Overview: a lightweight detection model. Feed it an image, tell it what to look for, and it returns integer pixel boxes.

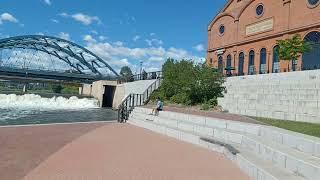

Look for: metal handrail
[117,74,162,123]
[119,71,162,83]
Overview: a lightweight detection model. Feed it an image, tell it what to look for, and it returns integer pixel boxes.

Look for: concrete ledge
[129,117,305,180]
[131,108,320,180]
[134,107,320,157]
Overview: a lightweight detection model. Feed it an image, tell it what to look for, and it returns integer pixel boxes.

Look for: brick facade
[207,0,320,75]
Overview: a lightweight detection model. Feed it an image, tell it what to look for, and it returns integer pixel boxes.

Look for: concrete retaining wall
[80,80,157,108]
[218,70,320,123]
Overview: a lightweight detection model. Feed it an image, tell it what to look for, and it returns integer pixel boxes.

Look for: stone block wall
[218,70,320,123]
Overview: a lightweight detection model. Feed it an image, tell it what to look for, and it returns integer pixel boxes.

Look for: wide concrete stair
[129,107,320,180]
[218,70,320,123]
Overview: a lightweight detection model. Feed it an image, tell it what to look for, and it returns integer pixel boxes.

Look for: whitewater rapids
[0,94,99,110]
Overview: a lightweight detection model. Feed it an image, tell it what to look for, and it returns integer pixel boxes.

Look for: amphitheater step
[129,117,307,180]
[132,108,320,158]
[131,110,320,180]
[130,107,320,180]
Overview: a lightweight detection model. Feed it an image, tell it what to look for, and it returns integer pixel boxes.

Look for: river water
[0,94,117,126]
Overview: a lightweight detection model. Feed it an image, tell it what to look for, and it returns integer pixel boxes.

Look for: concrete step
[241,132,320,180]
[133,107,262,135]
[129,117,307,180]
[131,109,320,180]
[235,148,306,180]
[132,108,320,158]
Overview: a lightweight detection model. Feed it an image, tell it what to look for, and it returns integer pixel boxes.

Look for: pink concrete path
[24,124,249,180]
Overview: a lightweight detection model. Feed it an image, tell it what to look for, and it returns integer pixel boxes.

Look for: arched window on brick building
[248,50,255,75]
[226,54,232,76]
[260,48,267,74]
[209,58,213,65]
[218,56,224,73]
[272,45,280,73]
[238,52,244,76]
[302,31,320,70]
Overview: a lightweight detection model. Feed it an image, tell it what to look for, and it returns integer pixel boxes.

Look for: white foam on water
[0,94,99,110]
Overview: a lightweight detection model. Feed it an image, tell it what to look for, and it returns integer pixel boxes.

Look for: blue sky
[0,0,226,73]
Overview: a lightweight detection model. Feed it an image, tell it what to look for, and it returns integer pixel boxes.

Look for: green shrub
[201,103,210,111]
[51,85,63,93]
[150,89,165,102]
[152,58,225,107]
[170,92,191,105]
[208,98,218,108]
[62,85,79,94]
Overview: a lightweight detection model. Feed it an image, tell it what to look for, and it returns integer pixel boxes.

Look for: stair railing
[117,73,163,123]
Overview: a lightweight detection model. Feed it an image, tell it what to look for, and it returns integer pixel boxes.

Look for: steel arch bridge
[0,35,119,82]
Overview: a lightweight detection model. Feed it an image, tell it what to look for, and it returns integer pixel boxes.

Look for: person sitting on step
[151,97,163,116]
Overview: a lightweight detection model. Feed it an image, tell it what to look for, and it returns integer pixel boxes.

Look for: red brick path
[23,124,249,180]
[0,122,105,180]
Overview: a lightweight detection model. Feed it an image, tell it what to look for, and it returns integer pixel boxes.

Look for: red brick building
[207,0,320,75]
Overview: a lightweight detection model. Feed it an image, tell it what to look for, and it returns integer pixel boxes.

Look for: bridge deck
[0,67,115,83]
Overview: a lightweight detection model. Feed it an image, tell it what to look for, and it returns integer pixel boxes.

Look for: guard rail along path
[118,71,163,123]
[128,107,320,180]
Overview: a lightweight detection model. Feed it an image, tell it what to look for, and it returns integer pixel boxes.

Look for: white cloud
[98,36,107,41]
[73,13,100,25]
[59,12,68,17]
[58,32,70,41]
[83,34,96,42]
[0,13,19,25]
[91,30,98,35]
[44,0,51,5]
[51,19,59,23]
[193,44,205,52]
[84,37,203,72]
[148,56,164,62]
[150,33,156,36]
[59,12,101,25]
[133,35,140,42]
[113,41,124,46]
[110,58,130,67]
[145,38,163,46]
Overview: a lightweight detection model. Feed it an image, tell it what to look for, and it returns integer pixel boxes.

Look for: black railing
[119,71,162,83]
[117,75,162,123]
[132,71,162,81]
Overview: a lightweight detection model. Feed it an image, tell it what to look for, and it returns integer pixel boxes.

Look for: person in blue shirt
[151,97,163,116]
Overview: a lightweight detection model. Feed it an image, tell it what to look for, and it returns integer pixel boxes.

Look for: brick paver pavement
[0,122,106,180]
[24,124,249,180]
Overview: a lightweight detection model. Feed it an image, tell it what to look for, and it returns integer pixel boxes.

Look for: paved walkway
[0,122,105,180]
[145,105,264,124]
[23,124,249,180]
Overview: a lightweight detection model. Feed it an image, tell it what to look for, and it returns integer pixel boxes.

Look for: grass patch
[253,117,320,138]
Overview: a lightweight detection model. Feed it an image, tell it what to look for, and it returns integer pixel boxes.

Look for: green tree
[120,66,133,82]
[153,58,225,106]
[277,34,312,70]
[51,84,64,93]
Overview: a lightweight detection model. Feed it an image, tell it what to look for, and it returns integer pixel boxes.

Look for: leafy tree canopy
[277,34,312,61]
[152,58,225,106]
[120,66,133,81]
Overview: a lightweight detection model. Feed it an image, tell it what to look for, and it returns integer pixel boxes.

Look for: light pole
[139,60,143,80]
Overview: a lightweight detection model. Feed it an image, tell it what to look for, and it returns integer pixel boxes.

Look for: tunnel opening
[102,85,116,108]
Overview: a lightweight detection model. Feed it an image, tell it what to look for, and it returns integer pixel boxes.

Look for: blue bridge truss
[0,35,119,82]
